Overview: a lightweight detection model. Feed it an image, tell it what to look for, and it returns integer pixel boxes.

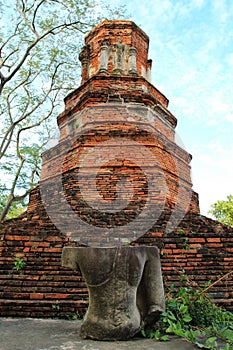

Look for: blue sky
[107,0,233,216]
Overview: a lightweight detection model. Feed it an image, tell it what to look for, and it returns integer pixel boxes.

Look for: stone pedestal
[62,246,165,340]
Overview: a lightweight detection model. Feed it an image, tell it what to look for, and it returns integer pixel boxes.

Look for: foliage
[0,183,26,219]
[0,0,126,221]
[142,274,233,350]
[13,257,26,271]
[208,195,233,227]
[52,304,60,310]
[1,198,26,220]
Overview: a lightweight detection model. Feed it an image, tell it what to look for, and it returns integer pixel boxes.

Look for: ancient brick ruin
[0,20,232,317]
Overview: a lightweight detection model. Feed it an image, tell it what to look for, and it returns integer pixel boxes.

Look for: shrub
[142,273,233,350]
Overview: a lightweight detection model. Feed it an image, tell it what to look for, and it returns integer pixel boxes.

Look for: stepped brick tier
[0,20,232,317]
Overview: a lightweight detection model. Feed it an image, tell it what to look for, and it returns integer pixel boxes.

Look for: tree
[0,0,126,221]
[208,195,233,227]
[0,184,26,219]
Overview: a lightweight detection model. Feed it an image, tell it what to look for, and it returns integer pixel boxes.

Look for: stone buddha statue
[62,246,165,340]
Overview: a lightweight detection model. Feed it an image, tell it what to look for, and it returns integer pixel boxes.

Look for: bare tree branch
[0,157,25,221]
[32,0,46,34]
[0,19,87,94]
[0,0,126,220]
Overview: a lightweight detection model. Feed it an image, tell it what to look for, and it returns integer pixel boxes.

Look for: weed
[72,313,79,320]
[13,257,26,271]
[52,304,60,310]
[142,271,233,350]
[177,228,185,235]
[183,237,190,250]
[160,250,168,257]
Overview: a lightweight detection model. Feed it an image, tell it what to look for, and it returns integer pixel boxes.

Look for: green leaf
[220,328,233,342]
[205,336,217,347]
[166,327,174,334]
[141,329,146,337]
[160,335,169,341]
[183,315,192,323]
[194,340,206,348]
[167,311,177,321]
[180,305,188,314]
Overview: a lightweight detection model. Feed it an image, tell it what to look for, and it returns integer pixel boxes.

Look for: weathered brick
[189,238,206,243]
[207,244,223,248]
[207,238,221,243]
[30,293,44,300]
[5,235,30,241]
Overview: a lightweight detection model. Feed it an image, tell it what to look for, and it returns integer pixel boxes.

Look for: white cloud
[226,114,233,123]
[226,53,233,67]
[212,0,228,23]
[191,143,233,215]
[191,0,205,8]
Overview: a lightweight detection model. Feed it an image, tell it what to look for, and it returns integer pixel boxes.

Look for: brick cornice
[58,75,176,128]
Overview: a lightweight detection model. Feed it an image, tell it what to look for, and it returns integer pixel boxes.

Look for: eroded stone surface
[62,246,165,340]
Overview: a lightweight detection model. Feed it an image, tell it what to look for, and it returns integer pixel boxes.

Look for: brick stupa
[38,20,199,246]
[0,21,232,317]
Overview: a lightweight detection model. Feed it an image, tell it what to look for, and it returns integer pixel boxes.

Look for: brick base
[0,190,232,317]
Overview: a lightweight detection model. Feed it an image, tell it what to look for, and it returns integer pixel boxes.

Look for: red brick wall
[0,192,88,318]
[41,103,196,214]
[57,75,172,137]
[136,211,233,311]
[0,193,232,317]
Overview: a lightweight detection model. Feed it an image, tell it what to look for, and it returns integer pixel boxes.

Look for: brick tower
[38,20,199,246]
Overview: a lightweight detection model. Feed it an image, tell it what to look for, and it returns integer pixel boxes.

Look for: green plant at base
[141,328,169,341]
[72,313,79,320]
[142,272,233,350]
[52,304,60,310]
[13,257,26,271]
